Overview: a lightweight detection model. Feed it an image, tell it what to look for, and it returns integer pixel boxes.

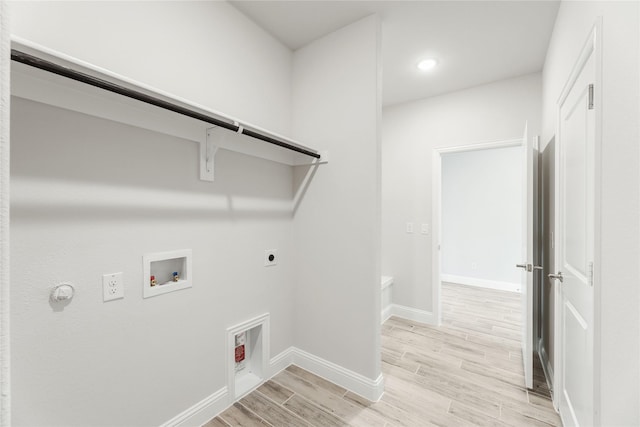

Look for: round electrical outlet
[264,249,278,266]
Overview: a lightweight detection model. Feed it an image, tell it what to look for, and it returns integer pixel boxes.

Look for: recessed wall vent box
[143,249,192,299]
[227,313,269,401]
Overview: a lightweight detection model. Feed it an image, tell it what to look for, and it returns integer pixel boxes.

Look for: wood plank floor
[204,283,561,426]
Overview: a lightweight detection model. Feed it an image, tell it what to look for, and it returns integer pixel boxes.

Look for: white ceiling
[230,0,560,106]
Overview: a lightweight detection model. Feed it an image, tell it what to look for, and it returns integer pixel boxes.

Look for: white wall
[382,73,541,314]
[541,1,639,424]
[9,2,386,425]
[11,100,295,426]
[9,2,296,425]
[441,146,522,288]
[291,15,382,383]
[9,1,292,135]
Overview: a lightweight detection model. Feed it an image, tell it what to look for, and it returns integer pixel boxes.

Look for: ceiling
[230,0,560,106]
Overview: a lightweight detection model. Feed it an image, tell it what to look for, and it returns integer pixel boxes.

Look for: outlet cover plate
[103,272,124,302]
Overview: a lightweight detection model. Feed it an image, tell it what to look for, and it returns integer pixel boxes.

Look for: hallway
[205,283,561,426]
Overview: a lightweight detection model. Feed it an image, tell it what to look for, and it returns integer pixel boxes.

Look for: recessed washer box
[143,249,192,299]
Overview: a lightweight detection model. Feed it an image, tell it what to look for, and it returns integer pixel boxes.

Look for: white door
[517,123,537,389]
[552,34,596,427]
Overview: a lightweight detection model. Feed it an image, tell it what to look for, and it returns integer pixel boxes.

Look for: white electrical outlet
[406,223,414,233]
[103,272,124,302]
[421,223,430,235]
[264,249,278,266]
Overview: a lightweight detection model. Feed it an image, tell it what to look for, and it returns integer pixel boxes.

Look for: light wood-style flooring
[204,283,561,426]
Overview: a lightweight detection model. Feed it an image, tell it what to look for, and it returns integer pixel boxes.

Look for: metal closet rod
[11,49,321,159]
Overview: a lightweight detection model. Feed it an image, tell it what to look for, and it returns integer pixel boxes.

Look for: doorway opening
[439,144,523,294]
[431,138,553,398]
[431,139,522,326]
[377,135,559,424]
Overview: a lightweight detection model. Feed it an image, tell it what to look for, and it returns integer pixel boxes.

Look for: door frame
[0,0,10,424]
[553,18,602,419]
[431,138,523,326]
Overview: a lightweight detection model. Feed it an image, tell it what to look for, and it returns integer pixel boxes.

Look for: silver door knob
[533,265,543,271]
[516,263,527,269]
[548,272,564,283]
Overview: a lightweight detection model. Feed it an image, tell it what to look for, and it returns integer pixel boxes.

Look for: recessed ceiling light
[417,58,438,71]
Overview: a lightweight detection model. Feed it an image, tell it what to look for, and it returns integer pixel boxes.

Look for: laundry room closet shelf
[10,38,327,171]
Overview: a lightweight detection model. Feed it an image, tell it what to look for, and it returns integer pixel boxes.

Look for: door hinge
[588,261,594,286]
[588,84,594,110]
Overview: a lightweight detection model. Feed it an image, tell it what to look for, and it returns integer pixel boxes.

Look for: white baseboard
[164,345,385,426]
[388,304,436,325]
[162,386,228,427]
[289,347,384,402]
[269,346,295,377]
[381,304,393,324]
[441,274,520,293]
[270,347,385,402]
[381,276,394,324]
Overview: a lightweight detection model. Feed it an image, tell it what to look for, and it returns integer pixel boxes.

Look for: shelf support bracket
[200,127,221,182]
